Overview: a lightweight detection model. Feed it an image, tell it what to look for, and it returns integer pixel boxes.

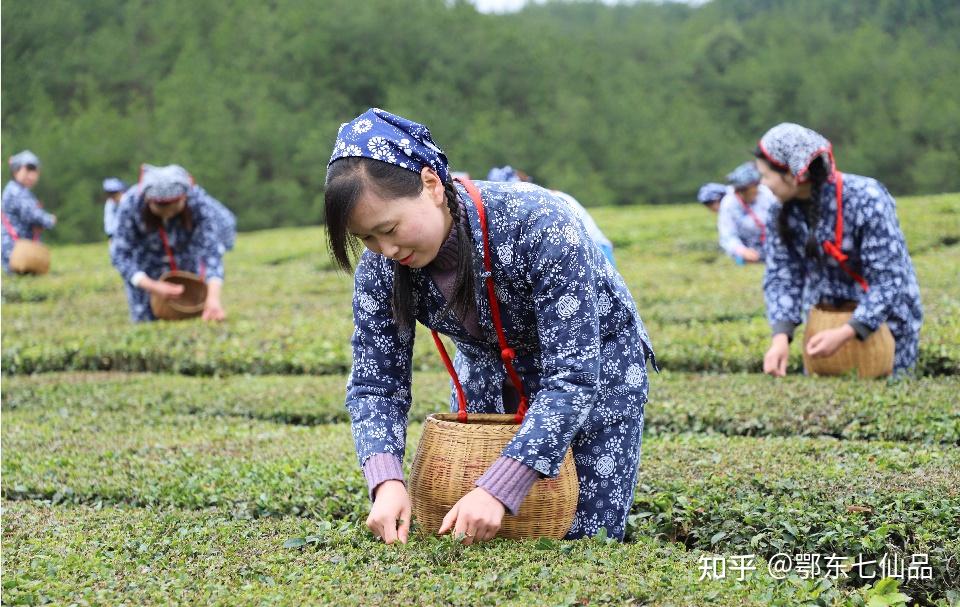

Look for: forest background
[3,0,959,243]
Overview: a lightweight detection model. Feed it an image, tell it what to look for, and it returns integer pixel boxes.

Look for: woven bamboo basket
[409,413,579,540]
[150,270,207,320]
[8,240,50,275]
[803,302,894,378]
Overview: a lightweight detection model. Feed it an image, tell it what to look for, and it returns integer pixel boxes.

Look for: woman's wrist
[771,333,790,347]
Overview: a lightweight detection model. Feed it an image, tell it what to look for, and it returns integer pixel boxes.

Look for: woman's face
[756,159,798,202]
[347,167,451,269]
[14,166,39,189]
[738,184,759,204]
[148,197,187,220]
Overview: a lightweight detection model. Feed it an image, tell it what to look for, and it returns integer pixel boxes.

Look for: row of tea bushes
[3,196,958,376]
[5,371,957,444]
[5,500,900,607]
[4,393,957,599]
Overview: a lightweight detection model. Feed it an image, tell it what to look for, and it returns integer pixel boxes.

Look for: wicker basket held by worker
[408,177,579,539]
[803,302,894,378]
[150,270,207,320]
[9,240,50,275]
[409,411,579,540]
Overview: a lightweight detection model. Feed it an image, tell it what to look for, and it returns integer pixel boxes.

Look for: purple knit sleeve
[475,456,540,516]
[362,453,405,501]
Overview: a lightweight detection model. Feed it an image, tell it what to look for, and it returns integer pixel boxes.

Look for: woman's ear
[421,166,445,206]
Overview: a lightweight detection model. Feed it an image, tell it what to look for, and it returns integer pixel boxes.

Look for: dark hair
[754,147,829,258]
[142,198,193,232]
[324,157,474,331]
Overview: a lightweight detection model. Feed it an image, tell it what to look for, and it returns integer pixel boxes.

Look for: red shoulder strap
[736,192,766,243]
[158,226,178,272]
[1,212,19,241]
[821,171,869,291]
[430,177,529,424]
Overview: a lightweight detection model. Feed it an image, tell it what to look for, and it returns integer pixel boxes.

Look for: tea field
[2,194,958,606]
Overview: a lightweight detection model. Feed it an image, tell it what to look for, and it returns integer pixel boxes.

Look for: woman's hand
[806,324,855,359]
[202,280,226,321]
[763,333,791,377]
[736,246,761,263]
[367,480,411,544]
[438,487,505,545]
[141,277,185,299]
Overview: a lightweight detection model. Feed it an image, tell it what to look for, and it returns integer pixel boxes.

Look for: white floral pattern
[110,184,236,322]
[1,180,56,272]
[758,122,835,179]
[763,173,923,371]
[717,185,779,259]
[329,108,449,183]
[346,180,656,540]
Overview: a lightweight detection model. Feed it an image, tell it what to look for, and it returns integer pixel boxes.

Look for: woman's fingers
[438,503,459,536]
[380,518,400,544]
[478,523,498,542]
[806,335,825,357]
[397,504,411,544]
[366,514,382,541]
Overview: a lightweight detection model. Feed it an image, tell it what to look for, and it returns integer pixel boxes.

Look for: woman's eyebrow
[350,220,393,237]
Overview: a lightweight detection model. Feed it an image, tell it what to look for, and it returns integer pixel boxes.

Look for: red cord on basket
[428,177,529,424]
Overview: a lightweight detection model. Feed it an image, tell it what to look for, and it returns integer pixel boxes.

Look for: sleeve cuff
[130,271,147,288]
[362,453,404,501]
[771,321,797,342]
[847,319,874,341]
[475,456,540,516]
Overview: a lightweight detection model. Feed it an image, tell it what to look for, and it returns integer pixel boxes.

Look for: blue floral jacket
[763,173,922,340]
[110,185,235,283]
[347,181,656,477]
[1,180,56,271]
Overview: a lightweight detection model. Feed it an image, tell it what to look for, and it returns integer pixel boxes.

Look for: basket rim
[812,301,857,313]
[11,240,49,251]
[157,270,207,312]
[426,412,522,428]
[158,270,204,282]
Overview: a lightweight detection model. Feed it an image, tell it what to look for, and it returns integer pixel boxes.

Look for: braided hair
[325,157,474,331]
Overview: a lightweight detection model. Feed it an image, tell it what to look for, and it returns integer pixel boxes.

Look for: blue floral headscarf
[487,166,521,182]
[697,182,727,204]
[328,108,449,183]
[139,164,193,202]
[726,162,761,190]
[758,123,836,182]
[9,150,40,172]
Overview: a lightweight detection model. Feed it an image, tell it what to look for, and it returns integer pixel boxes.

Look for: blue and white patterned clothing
[104,197,121,238]
[551,190,615,266]
[329,108,449,183]
[347,180,656,539]
[1,180,55,272]
[110,184,236,322]
[717,185,778,259]
[697,182,726,205]
[763,173,922,371]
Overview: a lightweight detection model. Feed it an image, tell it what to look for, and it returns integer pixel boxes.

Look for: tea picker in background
[697,182,725,213]
[110,164,236,322]
[2,150,56,274]
[486,165,616,266]
[717,161,778,265]
[102,177,127,239]
[756,123,922,377]
[326,109,655,545]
